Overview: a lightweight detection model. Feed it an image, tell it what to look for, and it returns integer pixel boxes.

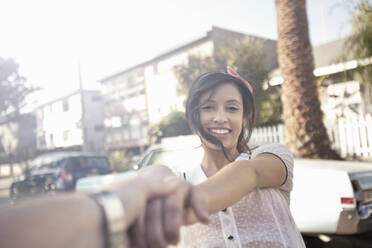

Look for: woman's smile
[207,128,232,137]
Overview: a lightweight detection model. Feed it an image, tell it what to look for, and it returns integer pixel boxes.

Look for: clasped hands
[105,165,209,248]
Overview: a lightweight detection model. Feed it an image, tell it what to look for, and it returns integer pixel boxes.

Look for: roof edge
[99,33,212,83]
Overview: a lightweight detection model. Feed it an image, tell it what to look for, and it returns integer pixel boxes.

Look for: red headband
[226,66,253,93]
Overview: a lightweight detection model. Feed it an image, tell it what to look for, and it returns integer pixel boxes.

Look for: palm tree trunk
[275,0,340,159]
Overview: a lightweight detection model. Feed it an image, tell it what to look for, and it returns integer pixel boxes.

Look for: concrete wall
[83,91,105,153]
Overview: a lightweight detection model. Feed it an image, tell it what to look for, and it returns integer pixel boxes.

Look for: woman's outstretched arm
[195,153,287,215]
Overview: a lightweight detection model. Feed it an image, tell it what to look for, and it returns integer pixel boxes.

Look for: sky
[0,0,353,102]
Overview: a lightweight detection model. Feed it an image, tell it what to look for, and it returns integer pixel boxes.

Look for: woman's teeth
[210,129,230,134]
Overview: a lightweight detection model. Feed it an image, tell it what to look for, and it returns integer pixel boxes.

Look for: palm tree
[275,0,340,159]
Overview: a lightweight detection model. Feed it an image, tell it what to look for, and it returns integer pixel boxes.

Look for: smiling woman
[180,68,305,247]
[135,67,306,248]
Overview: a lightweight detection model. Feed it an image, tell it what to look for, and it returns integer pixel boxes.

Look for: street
[303,234,372,248]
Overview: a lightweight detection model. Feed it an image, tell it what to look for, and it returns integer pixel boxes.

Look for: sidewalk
[0,164,21,202]
[0,176,13,205]
[0,176,13,197]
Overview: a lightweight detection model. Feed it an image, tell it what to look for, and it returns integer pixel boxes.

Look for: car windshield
[83,157,110,169]
[147,147,203,171]
[28,153,69,170]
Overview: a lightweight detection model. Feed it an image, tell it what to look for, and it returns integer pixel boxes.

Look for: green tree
[0,57,35,116]
[148,111,191,144]
[174,37,282,126]
[174,56,220,95]
[108,149,134,172]
[343,0,372,113]
[344,0,372,60]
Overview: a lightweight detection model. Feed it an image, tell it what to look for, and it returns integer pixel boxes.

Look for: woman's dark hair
[185,71,256,161]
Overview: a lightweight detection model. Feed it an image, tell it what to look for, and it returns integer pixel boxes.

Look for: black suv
[10,152,113,200]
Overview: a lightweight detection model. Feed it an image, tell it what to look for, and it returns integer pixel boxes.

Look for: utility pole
[78,59,87,152]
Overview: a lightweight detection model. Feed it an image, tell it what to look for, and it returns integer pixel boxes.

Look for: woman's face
[199,82,244,153]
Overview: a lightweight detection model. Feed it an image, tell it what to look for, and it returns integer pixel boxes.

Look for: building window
[106,135,112,143]
[38,135,46,147]
[127,75,135,87]
[114,132,122,141]
[130,124,141,140]
[44,106,50,114]
[136,75,144,83]
[37,131,46,146]
[63,100,69,112]
[153,63,158,74]
[122,128,130,140]
[49,133,54,146]
[0,136,4,153]
[94,125,104,132]
[63,130,70,141]
[111,116,122,128]
[89,141,95,151]
[104,118,112,128]
[37,109,44,120]
[92,95,102,102]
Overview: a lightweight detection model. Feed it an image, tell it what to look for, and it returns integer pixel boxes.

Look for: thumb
[143,176,180,200]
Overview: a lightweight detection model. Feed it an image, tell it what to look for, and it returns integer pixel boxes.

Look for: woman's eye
[227,106,239,111]
[201,105,214,110]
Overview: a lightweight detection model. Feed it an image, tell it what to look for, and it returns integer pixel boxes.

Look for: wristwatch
[91,191,129,248]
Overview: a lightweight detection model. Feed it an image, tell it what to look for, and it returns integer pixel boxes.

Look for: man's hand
[129,166,209,248]
[104,168,180,230]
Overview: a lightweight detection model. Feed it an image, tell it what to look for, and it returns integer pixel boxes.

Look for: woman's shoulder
[236,143,291,161]
[249,143,295,193]
[253,142,289,150]
[251,143,292,158]
[250,143,294,176]
[235,153,251,161]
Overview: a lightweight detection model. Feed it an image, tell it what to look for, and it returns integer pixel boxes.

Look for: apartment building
[100,26,278,153]
[35,90,104,153]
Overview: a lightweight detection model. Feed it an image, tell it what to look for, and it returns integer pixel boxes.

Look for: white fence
[251,114,372,159]
[326,114,372,159]
[250,124,285,146]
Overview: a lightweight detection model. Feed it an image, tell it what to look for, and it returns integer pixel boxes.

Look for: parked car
[10,152,113,200]
[76,135,372,235]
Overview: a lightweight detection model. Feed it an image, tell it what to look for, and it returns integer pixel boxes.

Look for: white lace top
[176,143,306,248]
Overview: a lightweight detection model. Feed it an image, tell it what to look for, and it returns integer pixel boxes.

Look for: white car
[77,136,372,235]
[291,158,372,235]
